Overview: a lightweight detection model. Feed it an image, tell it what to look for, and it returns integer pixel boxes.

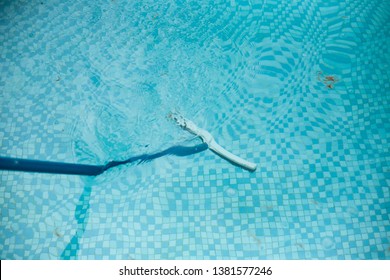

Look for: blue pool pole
[0,157,105,176]
[0,143,209,176]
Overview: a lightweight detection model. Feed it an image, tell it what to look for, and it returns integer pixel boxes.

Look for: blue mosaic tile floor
[1,0,389,259]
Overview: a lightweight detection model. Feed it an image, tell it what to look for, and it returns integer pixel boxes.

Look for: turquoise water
[0,0,389,259]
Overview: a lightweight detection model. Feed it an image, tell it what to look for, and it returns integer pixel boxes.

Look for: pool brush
[168,112,257,172]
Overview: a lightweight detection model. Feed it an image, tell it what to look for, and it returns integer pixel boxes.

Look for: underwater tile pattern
[1,0,389,259]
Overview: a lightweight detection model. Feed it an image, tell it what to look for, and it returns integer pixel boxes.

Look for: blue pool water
[0,0,389,259]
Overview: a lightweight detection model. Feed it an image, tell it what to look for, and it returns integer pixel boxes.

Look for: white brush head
[169,112,257,171]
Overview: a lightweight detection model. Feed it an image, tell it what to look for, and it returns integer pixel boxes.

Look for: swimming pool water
[0,0,389,259]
